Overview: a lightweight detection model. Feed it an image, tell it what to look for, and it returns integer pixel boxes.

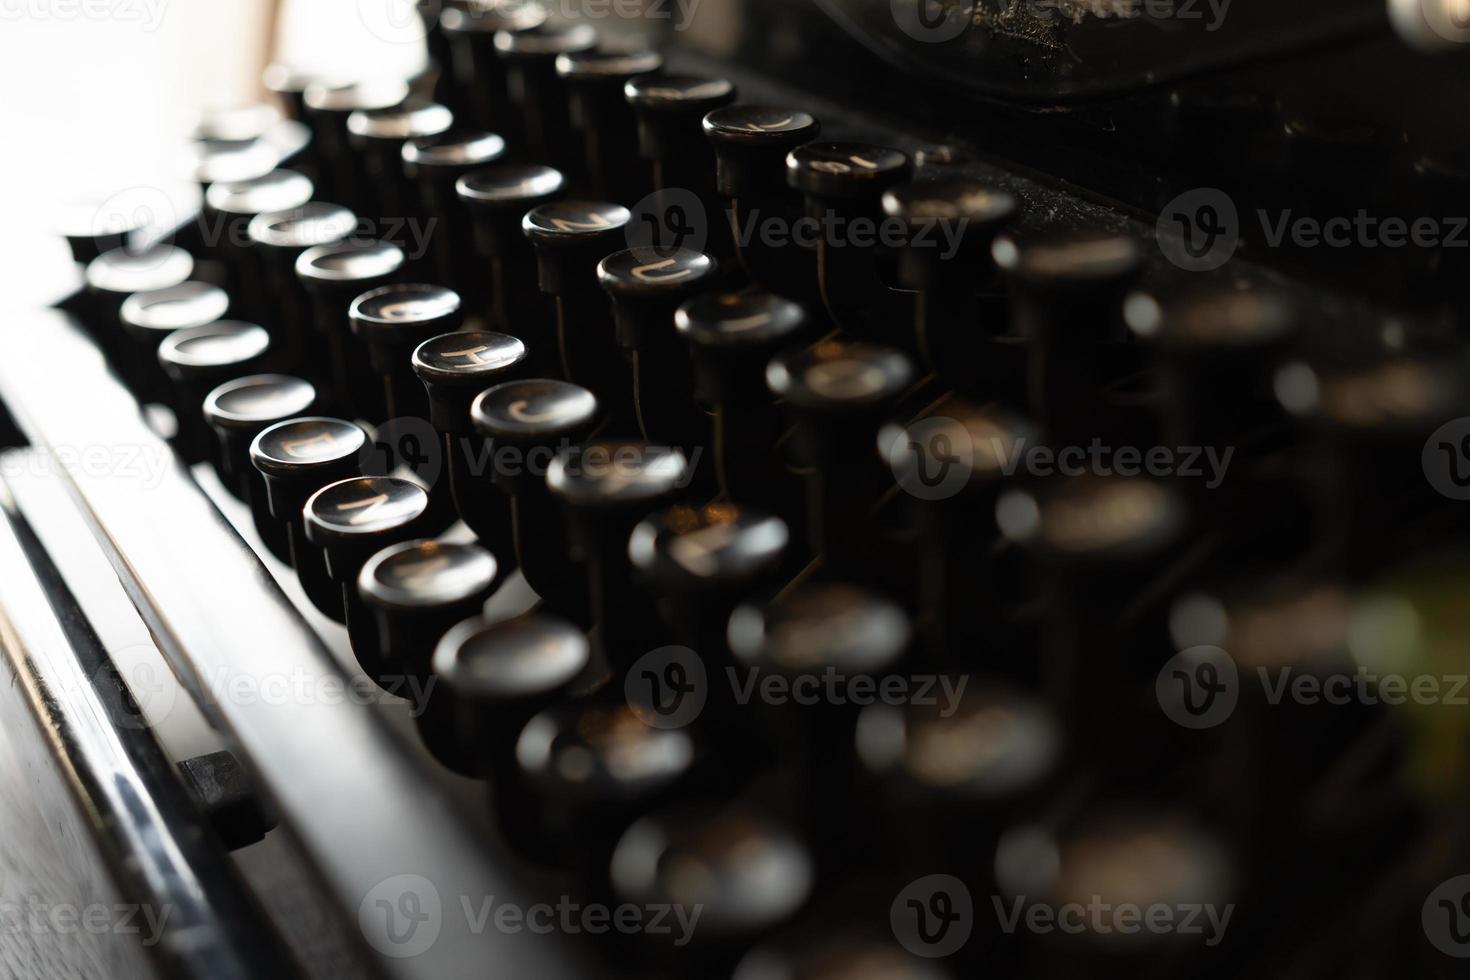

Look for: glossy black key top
[402,129,506,302]
[787,141,913,340]
[346,98,454,223]
[412,329,529,554]
[348,282,465,423]
[471,378,601,620]
[597,246,718,457]
[249,417,367,572]
[703,105,821,294]
[302,78,411,209]
[882,178,1017,385]
[556,48,663,198]
[304,476,433,671]
[675,290,814,511]
[203,169,314,322]
[203,374,318,565]
[438,1,546,134]
[522,200,635,427]
[625,74,736,197]
[992,229,1143,438]
[611,805,815,972]
[194,103,281,144]
[247,202,359,371]
[457,163,565,348]
[158,320,272,465]
[434,612,589,856]
[767,339,915,586]
[517,693,702,885]
[294,240,405,417]
[358,539,499,773]
[84,244,195,364]
[119,281,231,404]
[493,21,597,168]
[183,138,279,189]
[547,440,689,667]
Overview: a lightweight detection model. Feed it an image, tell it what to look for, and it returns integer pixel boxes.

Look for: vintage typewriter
[4,1,1470,977]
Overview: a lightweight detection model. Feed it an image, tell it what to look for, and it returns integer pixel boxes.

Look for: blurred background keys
[346,99,454,222]
[597,245,718,461]
[119,281,230,405]
[57,199,151,266]
[439,1,547,136]
[556,49,663,199]
[294,239,405,418]
[203,373,317,563]
[412,329,529,557]
[492,21,597,170]
[457,163,565,347]
[202,169,314,322]
[521,200,635,429]
[401,130,507,305]
[249,417,367,575]
[786,141,913,341]
[247,202,359,370]
[84,244,194,363]
[304,476,432,680]
[471,378,601,622]
[434,612,590,857]
[302,78,411,211]
[703,106,820,297]
[547,441,688,669]
[157,320,271,465]
[676,289,813,514]
[358,540,499,774]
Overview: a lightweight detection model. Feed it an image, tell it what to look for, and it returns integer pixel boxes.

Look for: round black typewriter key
[882,401,1039,670]
[57,200,150,265]
[85,244,195,364]
[883,178,1016,383]
[992,229,1143,436]
[858,679,1061,876]
[401,129,506,302]
[1279,355,1470,573]
[203,169,314,320]
[457,163,565,346]
[250,417,367,573]
[704,106,821,293]
[597,246,718,455]
[625,74,736,194]
[348,282,465,422]
[194,103,281,144]
[548,441,689,666]
[158,320,272,465]
[676,290,814,510]
[786,141,913,341]
[557,49,663,198]
[996,810,1234,980]
[517,693,702,885]
[412,329,529,553]
[263,62,323,121]
[611,804,815,971]
[346,98,454,221]
[248,202,358,369]
[439,1,546,135]
[471,379,601,620]
[305,476,432,672]
[203,374,318,564]
[434,612,589,855]
[630,503,789,736]
[295,239,406,417]
[183,138,279,188]
[359,540,500,773]
[522,200,635,427]
[728,582,912,858]
[998,475,1188,764]
[493,22,598,168]
[303,78,411,208]
[767,339,915,586]
[119,281,230,404]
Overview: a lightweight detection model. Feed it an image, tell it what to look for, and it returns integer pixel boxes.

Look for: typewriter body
[4,2,1470,978]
